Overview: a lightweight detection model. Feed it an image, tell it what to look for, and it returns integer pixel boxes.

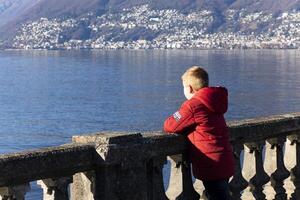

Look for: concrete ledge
[0,144,96,186]
[228,112,300,143]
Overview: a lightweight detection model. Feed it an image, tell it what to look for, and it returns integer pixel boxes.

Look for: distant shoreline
[1,47,299,51]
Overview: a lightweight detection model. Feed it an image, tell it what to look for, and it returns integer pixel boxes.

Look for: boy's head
[181,66,209,100]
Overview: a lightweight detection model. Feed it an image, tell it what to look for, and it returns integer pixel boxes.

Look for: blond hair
[181,66,209,91]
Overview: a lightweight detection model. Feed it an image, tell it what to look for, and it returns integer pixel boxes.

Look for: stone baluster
[288,134,300,199]
[166,154,184,199]
[246,142,270,200]
[266,137,289,200]
[71,171,95,200]
[147,156,168,200]
[175,152,200,200]
[283,136,295,198]
[37,177,72,200]
[0,183,30,200]
[229,143,248,200]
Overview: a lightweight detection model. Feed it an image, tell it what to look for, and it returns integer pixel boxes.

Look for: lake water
[0,49,300,199]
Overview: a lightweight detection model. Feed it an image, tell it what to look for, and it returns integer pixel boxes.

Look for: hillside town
[11,4,300,50]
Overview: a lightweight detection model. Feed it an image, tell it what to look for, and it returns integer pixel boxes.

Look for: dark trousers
[202,179,231,200]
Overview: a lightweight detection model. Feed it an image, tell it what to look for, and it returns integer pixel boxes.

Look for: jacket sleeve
[163,101,195,134]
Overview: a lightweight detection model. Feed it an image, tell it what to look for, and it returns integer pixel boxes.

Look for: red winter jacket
[164,87,235,181]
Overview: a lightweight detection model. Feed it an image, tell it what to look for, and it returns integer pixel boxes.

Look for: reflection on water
[0,50,300,153]
[0,49,300,199]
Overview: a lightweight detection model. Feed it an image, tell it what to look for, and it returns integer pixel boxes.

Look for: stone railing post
[288,134,300,199]
[166,155,183,198]
[266,137,289,200]
[245,142,270,200]
[166,154,200,200]
[176,152,200,200]
[229,143,248,200]
[0,183,30,200]
[93,134,149,200]
[37,177,72,200]
[73,132,172,200]
[71,171,95,200]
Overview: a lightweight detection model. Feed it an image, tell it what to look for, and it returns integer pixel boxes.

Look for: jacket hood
[193,87,228,114]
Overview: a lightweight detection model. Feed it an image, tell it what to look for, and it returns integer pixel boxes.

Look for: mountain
[0,0,106,40]
[231,0,300,13]
[1,0,300,49]
[0,0,231,25]
[5,0,299,20]
[0,0,41,27]
[0,0,235,42]
[13,0,106,20]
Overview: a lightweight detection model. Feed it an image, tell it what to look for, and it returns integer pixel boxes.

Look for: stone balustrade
[0,112,299,200]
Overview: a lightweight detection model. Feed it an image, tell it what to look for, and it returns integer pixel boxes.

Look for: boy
[164,66,234,200]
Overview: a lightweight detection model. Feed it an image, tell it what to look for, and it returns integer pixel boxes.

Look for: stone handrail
[0,112,299,199]
[0,144,96,200]
[228,113,300,142]
[0,144,95,186]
